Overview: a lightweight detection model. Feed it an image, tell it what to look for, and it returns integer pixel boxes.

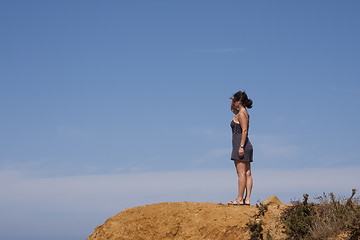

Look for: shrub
[281,189,360,240]
[281,194,315,239]
[255,201,268,217]
[246,200,270,240]
[246,219,263,240]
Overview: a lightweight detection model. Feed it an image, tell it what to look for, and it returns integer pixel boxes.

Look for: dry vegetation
[281,189,360,240]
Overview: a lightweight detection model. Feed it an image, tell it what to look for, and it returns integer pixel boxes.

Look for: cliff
[87,201,288,240]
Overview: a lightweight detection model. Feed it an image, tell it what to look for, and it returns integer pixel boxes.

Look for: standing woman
[228,91,254,206]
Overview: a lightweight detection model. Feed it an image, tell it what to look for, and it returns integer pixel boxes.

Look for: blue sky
[1,1,360,239]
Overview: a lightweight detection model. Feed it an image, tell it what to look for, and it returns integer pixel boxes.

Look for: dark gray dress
[230,118,253,162]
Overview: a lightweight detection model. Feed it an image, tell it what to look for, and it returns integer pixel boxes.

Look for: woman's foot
[243,198,250,205]
[227,199,241,205]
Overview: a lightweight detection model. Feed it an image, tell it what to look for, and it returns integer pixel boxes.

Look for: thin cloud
[184,126,227,137]
[193,48,247,53]
[1,167,360,239]
[252,134,303,158]
[190,147,231,167]
[329,87,360,94]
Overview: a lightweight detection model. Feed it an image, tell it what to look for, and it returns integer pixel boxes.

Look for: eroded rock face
[87,201,287,240]
[263,195,283,206]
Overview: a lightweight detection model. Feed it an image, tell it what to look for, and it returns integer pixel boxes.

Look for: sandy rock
[263,195,282,205]
[87,202,288,240]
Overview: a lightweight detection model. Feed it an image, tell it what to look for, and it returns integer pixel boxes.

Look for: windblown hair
[232,91,253,109]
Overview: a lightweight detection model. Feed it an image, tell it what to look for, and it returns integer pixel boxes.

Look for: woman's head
[232,91,253,109]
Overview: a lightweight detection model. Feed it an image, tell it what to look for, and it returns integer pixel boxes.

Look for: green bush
[246,200,270,240]
[281,189,360,240]
[281,194,315,239]
[246,219,263,240]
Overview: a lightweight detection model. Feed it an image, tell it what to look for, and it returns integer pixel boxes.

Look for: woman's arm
[230,101,239,115]
[238,111,248,147]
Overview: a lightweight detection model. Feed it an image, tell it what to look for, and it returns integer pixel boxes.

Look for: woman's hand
[238,147,244,158]
[230,98,239,115]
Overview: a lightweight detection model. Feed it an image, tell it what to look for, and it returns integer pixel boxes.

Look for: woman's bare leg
[244,162,253,204]
[234,160,246,202]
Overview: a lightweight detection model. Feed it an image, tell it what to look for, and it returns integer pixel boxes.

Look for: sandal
[227,200,241,205]
[242,199,250,206]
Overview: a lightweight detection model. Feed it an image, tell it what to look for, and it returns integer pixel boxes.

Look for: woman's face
[233,100,241,108]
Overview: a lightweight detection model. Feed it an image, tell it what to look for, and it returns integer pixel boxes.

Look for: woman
[228,91,254,206]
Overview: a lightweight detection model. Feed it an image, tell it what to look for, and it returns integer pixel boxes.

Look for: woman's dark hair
[232,91,253,109]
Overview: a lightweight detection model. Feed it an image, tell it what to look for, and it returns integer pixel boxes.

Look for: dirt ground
[87,201,289,240]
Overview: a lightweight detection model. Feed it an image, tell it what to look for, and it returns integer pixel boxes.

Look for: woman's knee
[237,171,246,177]
[236,161,247,177]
